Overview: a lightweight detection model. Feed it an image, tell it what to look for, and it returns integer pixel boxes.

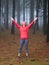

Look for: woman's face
[22,22,26,26]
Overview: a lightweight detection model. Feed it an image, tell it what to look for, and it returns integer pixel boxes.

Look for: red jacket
[13,20,34,39]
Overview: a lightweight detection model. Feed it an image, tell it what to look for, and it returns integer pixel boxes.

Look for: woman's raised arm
[11,17,20,29]
[27,17,38,29]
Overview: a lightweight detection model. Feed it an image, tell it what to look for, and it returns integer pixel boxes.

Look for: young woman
[11,17,37,60]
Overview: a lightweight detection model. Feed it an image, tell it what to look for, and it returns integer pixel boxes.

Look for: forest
[0,0,49,65]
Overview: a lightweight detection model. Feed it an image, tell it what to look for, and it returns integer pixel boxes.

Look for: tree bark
[46,19,49,43]
[30,0,34,22]
[23,0,25,21]
[43,0,47,34]
[17,0,20,24]
[36,0,39,30]
[6,0,8,29]
[0,0,1,26]
[11,0,15,34]
[46,0,49,43]
[4,0,8,29]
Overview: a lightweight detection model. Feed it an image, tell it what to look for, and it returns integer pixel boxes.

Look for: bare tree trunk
[6,0,8,29]
[46,20,49,43]
[36,0,39,30]
[11,0,15,34]
[30,0,34,22]
[23,0,25,21]
[17,0,20,24]
[0,0,1,27]
[30,0,35,34]
[4,0,8,29]
[43,0,47,34]
[46,0,49,43]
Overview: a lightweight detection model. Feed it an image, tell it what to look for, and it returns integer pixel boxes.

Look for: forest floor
[0,29,49,65]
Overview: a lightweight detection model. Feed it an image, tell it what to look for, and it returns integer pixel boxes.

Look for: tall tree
[43,0,47,34]
[23,0,25,21]
[46,19,49,43]
[36,0,39,30]
[46,0,49,43]
[0,0,1,27]
[30,0,35,34]
[17,0,20,24]
[5,0,8,29]
[30,0,34,22]
[6,0,8,29]
[33,0,37,34]
[11,0,15,34]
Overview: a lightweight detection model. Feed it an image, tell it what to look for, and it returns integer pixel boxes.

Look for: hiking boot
[16,56,21,61]
[25,56,28,60]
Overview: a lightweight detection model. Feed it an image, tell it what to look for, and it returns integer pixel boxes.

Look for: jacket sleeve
[27,20,34,29]
[13,20,20,29]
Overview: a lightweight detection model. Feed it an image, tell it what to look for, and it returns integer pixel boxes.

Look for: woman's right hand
[11,17,14,21]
